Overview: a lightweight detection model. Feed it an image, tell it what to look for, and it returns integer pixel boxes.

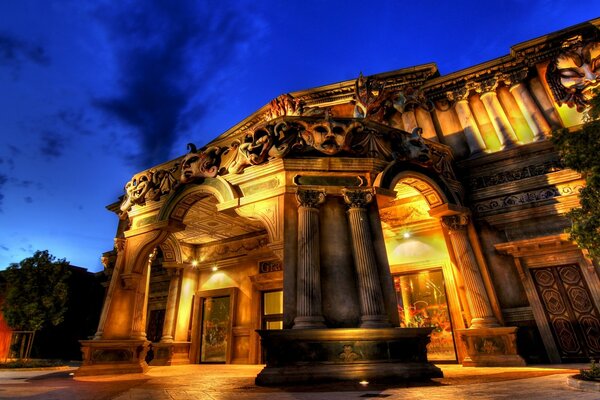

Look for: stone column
[478,79,520,149]
[130,248,157,340]
[442,215,499,329]
[293,188,327,329]
[343,188,390,328]
[401,109,418,133]
[94,238,126,339]
[509,82,551,141]
[449,88,487,154]
[160,268,182,343]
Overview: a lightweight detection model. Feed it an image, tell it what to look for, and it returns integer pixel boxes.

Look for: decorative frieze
[473,183,584,215]
[119,116,457,217]
[468,159,564,190]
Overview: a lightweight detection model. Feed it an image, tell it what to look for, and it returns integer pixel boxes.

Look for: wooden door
[531,264,600,362]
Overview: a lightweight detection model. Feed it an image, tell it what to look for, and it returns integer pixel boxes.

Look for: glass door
[200,295,231,363]
[393,269,457,361]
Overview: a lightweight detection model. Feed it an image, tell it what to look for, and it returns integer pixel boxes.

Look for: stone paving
[0,364,596,399]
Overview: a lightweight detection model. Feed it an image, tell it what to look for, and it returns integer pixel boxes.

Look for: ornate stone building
[78,19,600,381]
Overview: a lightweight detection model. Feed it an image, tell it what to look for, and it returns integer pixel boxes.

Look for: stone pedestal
[255,328,442,385]
[458,327,526,367]
[76,339,150,376]
[150,341,191,366]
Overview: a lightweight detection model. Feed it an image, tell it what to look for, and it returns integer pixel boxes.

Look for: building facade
[78,19,600,378]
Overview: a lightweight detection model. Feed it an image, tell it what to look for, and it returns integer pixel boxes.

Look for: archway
[148,182,275,365]
[377,172,468,362]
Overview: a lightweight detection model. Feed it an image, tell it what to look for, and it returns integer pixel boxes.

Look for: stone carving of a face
[547,41,600,110]
[311,124,346,155]
[180,152,201,183]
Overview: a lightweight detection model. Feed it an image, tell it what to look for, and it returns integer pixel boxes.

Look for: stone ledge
[566,375,600,392]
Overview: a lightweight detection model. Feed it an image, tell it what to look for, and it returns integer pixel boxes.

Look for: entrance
[393,270,457,361]
[199,296,231,363]
[531,264,600,362]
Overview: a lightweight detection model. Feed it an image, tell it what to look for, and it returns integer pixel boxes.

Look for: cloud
[39,130,66,159]
[24,196,33,204]
[92,0,266,170]
[0,174,7,212]
[0,32,50,76]
[0,245,8,251]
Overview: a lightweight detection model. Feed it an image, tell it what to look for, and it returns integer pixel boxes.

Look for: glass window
[200,296,230,362]
[263,291,283,315]
[394,270,456,361]
[262,290,283,330]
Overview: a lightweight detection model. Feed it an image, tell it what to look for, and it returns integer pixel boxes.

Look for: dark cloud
[24,196,33,204]
[9,178,34,188]
[0,245,8,251]
[56,109,94,136]
[0,174,7,212]
[0,32,50,76]
[93,0,265,169]
[39,131,66,159]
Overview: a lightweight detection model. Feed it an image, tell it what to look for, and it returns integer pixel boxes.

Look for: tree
[2,250,71,358]
[551,89,600,260]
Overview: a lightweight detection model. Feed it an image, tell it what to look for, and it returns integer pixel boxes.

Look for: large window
[262,290,283,330]
[394,270,456,361]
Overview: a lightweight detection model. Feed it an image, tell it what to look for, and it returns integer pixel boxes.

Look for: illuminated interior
[380,180,457,361]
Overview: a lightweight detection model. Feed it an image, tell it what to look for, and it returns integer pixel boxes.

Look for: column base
[151,342,191,366]
[292,315,326,329]
[256,328,442,385]
[76,339,150,376]
[359,315,391,328]
[458,327,526,367]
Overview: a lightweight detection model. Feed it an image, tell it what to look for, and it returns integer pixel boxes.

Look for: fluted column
[293,188,327,329]
[442,215,499,329]
[401,109,418,133]
[478,79,520,149]
[94,238,126,339]
[449,88,487,154]
[160,268,182,343]
[130,248,157,340]
[509,82,551,141]
[343,188,390,328]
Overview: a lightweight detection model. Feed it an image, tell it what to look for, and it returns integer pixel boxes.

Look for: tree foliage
[551,89,600,260]
[2,250,71,331]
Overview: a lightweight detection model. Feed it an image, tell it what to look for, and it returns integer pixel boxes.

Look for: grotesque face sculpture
[180,152,202,184]
[547,41,600,111]
[311,124,346,155]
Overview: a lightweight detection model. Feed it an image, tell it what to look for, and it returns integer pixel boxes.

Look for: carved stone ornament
[118,116,457,215]
[441,214,469,231]
[119,163,180,217]
[180,143,226,183]
[114,238,126,254]
[353,73,395,120]
[295,188,326,209]
[342,188,375,209]
[546,40,600,111]
[265,93,304,121]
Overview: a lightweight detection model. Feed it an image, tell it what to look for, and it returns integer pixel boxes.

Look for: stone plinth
[255,328,442,385]
[76,339,150,376]
[458,327,526,367]
[151,342,191,366]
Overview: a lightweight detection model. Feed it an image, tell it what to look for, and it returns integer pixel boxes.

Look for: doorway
[393,270,457,361]
[199,295,231,363]
[531,264,600,362]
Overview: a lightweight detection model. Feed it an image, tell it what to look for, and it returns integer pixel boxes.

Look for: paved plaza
[0,363,596,399]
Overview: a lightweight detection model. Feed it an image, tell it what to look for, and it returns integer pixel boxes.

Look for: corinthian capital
[441,214,469,231]
[476,76,499,94]
[447,86,469,102]
[114,238,126,254]
[342,188,375,209]
[296,188,326,208]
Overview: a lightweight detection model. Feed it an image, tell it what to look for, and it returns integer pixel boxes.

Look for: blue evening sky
[0,1,598,272]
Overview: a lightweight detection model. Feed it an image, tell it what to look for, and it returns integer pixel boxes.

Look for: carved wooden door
[531,264,600,362]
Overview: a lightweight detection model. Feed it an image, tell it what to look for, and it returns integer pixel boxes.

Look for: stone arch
[374,161,462,208]
[157,177,239,223]
[158,234,183,264]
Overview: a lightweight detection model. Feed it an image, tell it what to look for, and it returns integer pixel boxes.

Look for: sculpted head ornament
[180,143,223,183]
[546,41,600,111]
